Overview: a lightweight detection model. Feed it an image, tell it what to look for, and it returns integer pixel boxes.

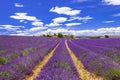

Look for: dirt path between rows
[65,40,104,80]
[23,42,61,80]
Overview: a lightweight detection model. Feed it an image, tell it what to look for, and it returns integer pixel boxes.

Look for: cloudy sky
[0,0,120,36]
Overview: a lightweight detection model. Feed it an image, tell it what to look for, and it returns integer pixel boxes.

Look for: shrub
[104,35,109,38]
[22,49,28,55]
[42,34,46,37]
[12,53,19,59]
[57,33,63,38]
[0,56,9,65]
[70,34,74,39]
[90,36,100,39]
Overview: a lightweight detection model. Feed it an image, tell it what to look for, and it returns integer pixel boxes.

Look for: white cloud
[10,26,120,36]
[102,0,120,5]
[112,13,120,17]
[0,25,24,31]
[13,26,47,36]
[29,27,46,32]
[14,3,24,7]
[50,6,81,16]
[52,17,67,23]
[65,23,82,27]
[45,27,120,36]
[10,13,39,21]
[19,20,24,22]
[32,21,44,27]
[46,23,62,27]
[45,28,69,34]
[103,20,115,23]
[68,16,93,23]
[46,17,67,27]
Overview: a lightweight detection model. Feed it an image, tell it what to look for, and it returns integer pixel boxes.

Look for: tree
[57,33,63,38]
[70,34,74,39]
[46,34,50,37]
[54,33,57,36]
[42,34,46,37]
[104,35,109,38]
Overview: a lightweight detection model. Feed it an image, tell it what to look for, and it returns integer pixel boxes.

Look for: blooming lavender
[34,40,79,80]
[68,39,120,80]
[0,35,60,79]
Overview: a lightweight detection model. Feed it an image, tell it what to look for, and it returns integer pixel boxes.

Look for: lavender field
[0,35,120,80]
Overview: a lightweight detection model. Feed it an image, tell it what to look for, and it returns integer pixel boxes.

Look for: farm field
[0,35,120,80]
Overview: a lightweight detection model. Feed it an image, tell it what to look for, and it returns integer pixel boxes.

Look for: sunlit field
[0,35,120,80]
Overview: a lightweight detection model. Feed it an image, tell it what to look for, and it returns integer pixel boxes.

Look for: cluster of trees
[42,33,74,39]
[104,35,109,38]
[42,33,109,39]
[89,35,109,39]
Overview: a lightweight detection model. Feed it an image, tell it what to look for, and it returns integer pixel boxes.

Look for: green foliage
[90,36,100,39]
[70,34,74,39]
[22,49,28,55]
[94,63,102,75]
[54,33,57,36]
[113,53,120,61]
[0,71,10,78]
[57,33,63,38]
[12,53,19,59]
[42,34,46,37]
[0,56,9,65]
[104,35,109,38]
[102,68,120,79]
[46,34,50,37]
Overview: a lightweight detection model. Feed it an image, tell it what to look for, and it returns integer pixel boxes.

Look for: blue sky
[0,0,120,36]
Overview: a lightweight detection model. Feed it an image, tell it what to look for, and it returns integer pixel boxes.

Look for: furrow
[65,40,104,80]
[23,42,61,80]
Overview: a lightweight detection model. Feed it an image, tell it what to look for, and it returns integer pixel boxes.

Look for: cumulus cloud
[46,23,62,27]
[42,27,120,36]
[46,17,67,27]
[12,26,47,36]
[68,16,93,23]
[103,20,115,23]
[46,16,92,27]
[0,25,24,31]
[10,26,120,36]
[50,6,81,16]
[32,21,44,27]
[65,23,82,27]
[10,13,39,21]
[29,27,47,32]
[102,0,120,5]
[52,17,67,23]
[14,3,24,7]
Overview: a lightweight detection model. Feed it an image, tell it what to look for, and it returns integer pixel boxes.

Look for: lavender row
[0,36,59,65]
[0,36,60,80]
[71,39,120,63]
[34,40,79,80]
[68,40,120,80]
[71,38,120,50]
